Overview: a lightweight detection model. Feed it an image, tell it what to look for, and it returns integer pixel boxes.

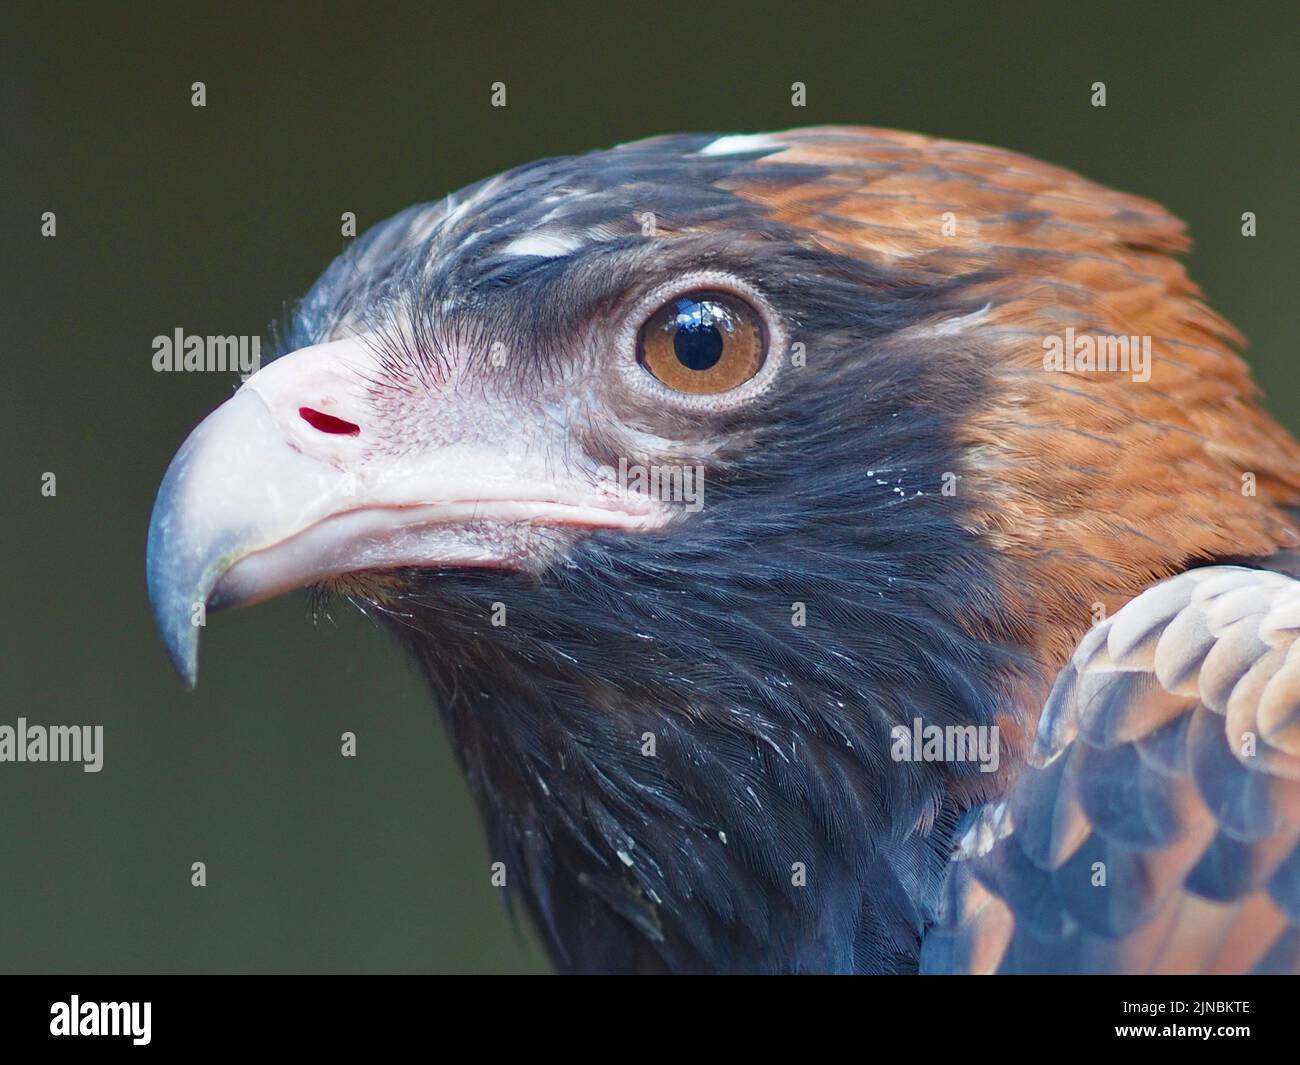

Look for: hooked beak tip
[173,645,200,691]
[147,498,203,690]
[145,335,668,691]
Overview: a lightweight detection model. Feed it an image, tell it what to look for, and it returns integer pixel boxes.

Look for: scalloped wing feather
[922,566,1300,974]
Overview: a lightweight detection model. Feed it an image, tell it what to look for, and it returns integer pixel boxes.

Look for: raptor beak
[146,336,652,688]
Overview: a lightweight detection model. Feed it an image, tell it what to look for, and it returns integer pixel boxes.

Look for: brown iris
[636,291,766,394]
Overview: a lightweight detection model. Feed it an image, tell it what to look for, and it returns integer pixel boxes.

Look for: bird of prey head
[147,127,1300,974]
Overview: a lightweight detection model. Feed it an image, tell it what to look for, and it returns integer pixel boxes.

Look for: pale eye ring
[613,272,786,412]
[636,290,767,394]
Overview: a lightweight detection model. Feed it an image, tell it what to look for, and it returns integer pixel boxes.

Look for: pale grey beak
[147,337,655,687]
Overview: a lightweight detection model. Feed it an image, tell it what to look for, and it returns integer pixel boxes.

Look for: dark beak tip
[147,474,204,692]
[152,601,202,691]
[171,646,200,691]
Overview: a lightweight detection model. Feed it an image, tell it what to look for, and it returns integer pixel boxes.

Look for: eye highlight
[637,290,766,394]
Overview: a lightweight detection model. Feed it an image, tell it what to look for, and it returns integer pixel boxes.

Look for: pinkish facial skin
[146,334,670,686]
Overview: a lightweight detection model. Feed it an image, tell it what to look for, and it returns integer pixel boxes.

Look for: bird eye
[637,290,766,394]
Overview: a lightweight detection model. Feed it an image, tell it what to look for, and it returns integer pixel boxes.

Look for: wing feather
[922,565,1300,973]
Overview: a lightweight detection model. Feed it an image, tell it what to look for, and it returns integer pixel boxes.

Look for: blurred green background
[3,1,1296,973]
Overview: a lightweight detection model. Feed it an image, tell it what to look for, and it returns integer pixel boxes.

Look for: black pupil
[671,298,726,371]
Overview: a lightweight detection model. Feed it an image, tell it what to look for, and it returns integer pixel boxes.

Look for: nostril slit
[299,407,361,436]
